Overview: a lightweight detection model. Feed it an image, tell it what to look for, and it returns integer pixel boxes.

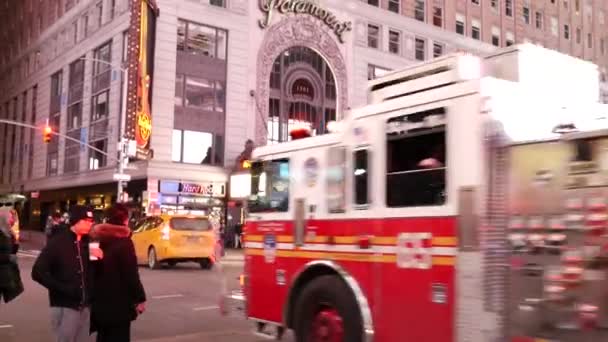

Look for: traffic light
[242,160,251,169]
[43,125,52,143]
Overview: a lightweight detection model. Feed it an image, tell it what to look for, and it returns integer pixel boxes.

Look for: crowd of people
[1,203,147,342]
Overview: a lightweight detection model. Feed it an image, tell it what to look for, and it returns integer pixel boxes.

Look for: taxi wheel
[199,258,213,270]
[293,275,363,342]
[148,247,160,269]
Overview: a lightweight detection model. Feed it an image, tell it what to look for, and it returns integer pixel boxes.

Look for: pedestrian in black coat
[90,204,146,342]
[0,216,23,304]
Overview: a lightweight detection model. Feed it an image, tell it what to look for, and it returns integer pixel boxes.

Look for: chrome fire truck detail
[221,43,608,342]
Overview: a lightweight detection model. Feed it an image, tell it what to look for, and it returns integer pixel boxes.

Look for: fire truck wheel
[293,275,363,342]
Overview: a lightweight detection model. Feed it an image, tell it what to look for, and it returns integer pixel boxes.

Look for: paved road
[0,245,283,342]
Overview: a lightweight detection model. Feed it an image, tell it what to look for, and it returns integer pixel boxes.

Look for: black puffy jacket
[31,227,94,309]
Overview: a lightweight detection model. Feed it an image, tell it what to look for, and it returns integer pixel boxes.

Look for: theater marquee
[258,0,352,43]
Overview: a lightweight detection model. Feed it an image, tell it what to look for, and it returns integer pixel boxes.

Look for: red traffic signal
[43,125,52,143]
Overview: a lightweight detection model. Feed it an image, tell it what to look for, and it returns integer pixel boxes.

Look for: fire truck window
[248,159,290,213]
[354,150,370,206]
[327,146,346,213]
[573,139,592,161]
[386,108,446,207]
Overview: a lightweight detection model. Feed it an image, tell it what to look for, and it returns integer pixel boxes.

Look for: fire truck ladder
[367,53,481,104]
[483,118,512,341]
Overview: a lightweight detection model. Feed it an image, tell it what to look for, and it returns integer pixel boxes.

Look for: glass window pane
[216,29,227,60]
[175,74,183,106]
[184,77,214,110]
[183,130,213,164]
[187,23,216,57]
[172,130,182,162]
[354,150,369,206]
[177,20,186,51]
[215,81,225,112]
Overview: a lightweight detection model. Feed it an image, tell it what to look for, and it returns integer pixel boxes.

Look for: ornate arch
[255,15,348,145]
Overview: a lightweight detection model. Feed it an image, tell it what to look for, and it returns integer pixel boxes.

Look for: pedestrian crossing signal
[43,125,52,143]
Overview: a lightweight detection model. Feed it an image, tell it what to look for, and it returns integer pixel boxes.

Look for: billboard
[125,0,158,160]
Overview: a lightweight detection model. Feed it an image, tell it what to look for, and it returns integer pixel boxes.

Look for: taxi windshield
[169,217,211,231]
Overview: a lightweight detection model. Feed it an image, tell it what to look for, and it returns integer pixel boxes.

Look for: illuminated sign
[126,0,158,160]
[258,0,352,43]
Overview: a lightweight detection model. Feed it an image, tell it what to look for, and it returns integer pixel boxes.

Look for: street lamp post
[80,57,130,203]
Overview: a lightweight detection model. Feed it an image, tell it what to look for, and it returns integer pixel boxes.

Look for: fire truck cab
[224,44,608,342]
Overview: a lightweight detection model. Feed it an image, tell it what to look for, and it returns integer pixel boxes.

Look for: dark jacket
[31,228,94,309]
[0,227,23,303]
[90,224,146,328]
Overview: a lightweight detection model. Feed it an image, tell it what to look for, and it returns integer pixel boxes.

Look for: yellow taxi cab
[131,214,216,270]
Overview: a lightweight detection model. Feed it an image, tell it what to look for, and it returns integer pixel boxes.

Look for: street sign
[113,173,132,181]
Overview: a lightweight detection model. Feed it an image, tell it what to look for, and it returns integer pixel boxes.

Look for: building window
[96,2,103,27]
[386,108,446,207]
[492,26,501,46]
[388,0,399,13]
[505,0,513,17]
[415,37,426,61]
[564,25,570,39]
[535,12,543,29]
[564,0,568,9]
[28,85,37,179]
[177,20,228,60]
[88,139,107,170]
[367,64,391,81]
[268,46,337,142]
[110,0,116,20]
[587,33,592,48]
[367,24,380,49]
[389,30,400,55]
[175,75,225,112]
[83,14,89,38]
[365,0,379,6]
[172,129,223,166]
[433,43,444,58]
[472,0,480,4]
[210,0,225,7]
[122,30,128,62]
[47,152,58,176]
[491,0,499,11]
[471,20,481,40]
[506,32,514,46]
[456,14,465,35]
[523,6,530,24]
[92,41,111,94]
[415,0,425,22]
[601,38,605,55]
[575,0,580,12]
[91,91,109,122]
[575,27,581,44]
[551,17,559,36]
[72,21,78,43]
[600,11,605,25]
[433,7,443,27]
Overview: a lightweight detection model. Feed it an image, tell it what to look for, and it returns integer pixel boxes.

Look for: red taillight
[161,224,171,240]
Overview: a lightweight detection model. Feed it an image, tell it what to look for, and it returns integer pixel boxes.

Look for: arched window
[267,46,337,144]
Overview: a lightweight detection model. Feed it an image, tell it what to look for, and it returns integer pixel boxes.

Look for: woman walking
[90,204,146,342]
[0,215,23,304]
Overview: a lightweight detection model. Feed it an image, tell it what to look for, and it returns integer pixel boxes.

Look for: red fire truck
[222,44,608,342]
